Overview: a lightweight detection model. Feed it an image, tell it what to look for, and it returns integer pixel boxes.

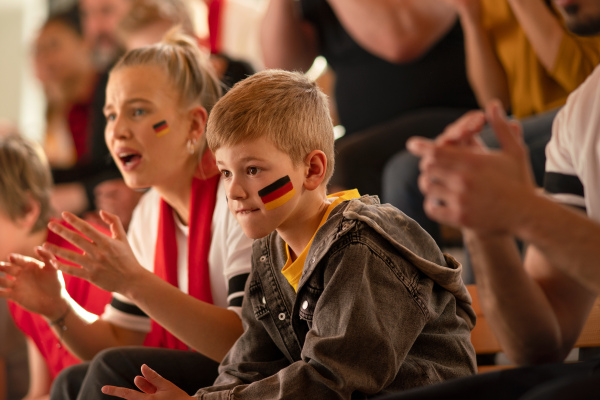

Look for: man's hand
[408,101,537,235]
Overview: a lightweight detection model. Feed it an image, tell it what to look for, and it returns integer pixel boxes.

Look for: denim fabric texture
[196,195,476,399]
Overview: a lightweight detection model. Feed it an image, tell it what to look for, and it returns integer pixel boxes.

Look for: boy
[0,134,112,398]
[102,70,476,399]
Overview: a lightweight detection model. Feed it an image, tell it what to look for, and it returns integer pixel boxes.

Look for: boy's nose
[227,178,248,200]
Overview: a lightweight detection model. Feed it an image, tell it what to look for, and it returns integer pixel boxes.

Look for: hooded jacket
[196,195,476,399]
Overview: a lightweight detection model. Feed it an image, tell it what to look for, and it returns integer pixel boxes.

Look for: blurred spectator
[0,124,29,400]
[0,300,28,400]
[204,0,266,71]
[383,0,600,251]
[261,0,478,196]
[43,0,143,231]
[117,0,196,49]
[0,133,112,400]
[117,0,254,89]
[79,0,131,70]
[33,6,96,170]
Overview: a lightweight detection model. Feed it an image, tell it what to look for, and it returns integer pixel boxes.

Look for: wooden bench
[467,284,600,373]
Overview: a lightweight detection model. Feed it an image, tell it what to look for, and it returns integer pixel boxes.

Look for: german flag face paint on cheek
[153,120,170,137]
[259,176,296,211]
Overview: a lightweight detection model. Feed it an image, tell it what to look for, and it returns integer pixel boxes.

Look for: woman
[2,30,252,398]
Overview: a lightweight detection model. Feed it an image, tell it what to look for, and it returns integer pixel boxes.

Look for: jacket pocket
[298,284,322,326]
[249,279,270,320]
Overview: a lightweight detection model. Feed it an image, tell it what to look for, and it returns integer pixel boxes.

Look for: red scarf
[143,173,220,350]
[208,0,224,54]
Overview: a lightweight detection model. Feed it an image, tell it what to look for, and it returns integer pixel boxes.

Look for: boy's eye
[132,109,146,117]
[105,113,116,122]
[220,170,232,179]
[247,167,259,176]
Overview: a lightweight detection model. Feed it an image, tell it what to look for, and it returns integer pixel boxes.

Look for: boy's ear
[19,192,41,231]
[303,150,327,191]
[187,105,209,143]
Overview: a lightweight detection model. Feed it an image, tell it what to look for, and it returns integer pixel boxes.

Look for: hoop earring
[187,138,197,155]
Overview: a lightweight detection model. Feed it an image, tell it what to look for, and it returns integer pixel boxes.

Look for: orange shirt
[482,0,600,118]
[282,190,360,291]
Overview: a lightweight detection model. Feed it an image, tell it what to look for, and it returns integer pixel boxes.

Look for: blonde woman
[2,31,252,399]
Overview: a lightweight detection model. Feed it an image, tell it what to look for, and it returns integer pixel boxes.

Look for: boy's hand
[43,210,146,297]
[0,252,68,320]
[102,364,194,400]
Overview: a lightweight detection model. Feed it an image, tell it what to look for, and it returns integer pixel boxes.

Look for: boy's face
[215,137,306,239]
[0,209,29,261]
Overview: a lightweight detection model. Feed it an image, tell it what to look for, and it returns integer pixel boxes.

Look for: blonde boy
[103,70,477,399]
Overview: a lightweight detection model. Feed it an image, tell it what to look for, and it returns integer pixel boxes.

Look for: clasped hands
[407,100,537,236]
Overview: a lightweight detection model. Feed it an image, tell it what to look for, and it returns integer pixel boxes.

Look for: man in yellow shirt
[383,0,600,252]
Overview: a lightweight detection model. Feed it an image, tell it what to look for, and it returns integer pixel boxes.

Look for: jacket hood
[335,195,473,319]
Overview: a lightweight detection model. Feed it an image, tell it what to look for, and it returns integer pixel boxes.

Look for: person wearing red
[8,222,113,379]
[0,134,112,400]
[2,30,253,400]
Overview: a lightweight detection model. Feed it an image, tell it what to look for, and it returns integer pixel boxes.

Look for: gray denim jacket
[196,195,476,399]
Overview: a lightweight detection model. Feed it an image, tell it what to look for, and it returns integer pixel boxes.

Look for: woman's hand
[102,365,195,400]
[43,210,147,297]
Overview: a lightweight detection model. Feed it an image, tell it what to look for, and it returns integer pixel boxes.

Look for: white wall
[0,0,47,141]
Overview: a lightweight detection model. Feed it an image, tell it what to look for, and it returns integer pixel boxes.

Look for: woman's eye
[105,113,116,121]
[247,167,259,176]
[221,170,231,178]
[132,109,145,117]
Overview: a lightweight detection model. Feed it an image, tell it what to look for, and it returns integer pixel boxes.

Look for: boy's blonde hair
[0,134,53,232]
[207,70,335,182]
[112,29,222,159]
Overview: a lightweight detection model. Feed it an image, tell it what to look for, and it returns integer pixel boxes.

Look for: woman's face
[33,21,90,86]
[103,65,199,191]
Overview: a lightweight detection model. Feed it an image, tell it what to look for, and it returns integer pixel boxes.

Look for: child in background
[100,70,477,400]
[0,134,112,399]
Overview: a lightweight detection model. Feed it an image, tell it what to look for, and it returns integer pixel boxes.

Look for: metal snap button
[262,296,266,304]
[302,300,309,310]
[278,313,286,321]
[260,255,267,262]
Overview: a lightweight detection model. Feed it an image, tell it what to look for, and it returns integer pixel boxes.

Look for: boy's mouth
[236,208,260,215]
